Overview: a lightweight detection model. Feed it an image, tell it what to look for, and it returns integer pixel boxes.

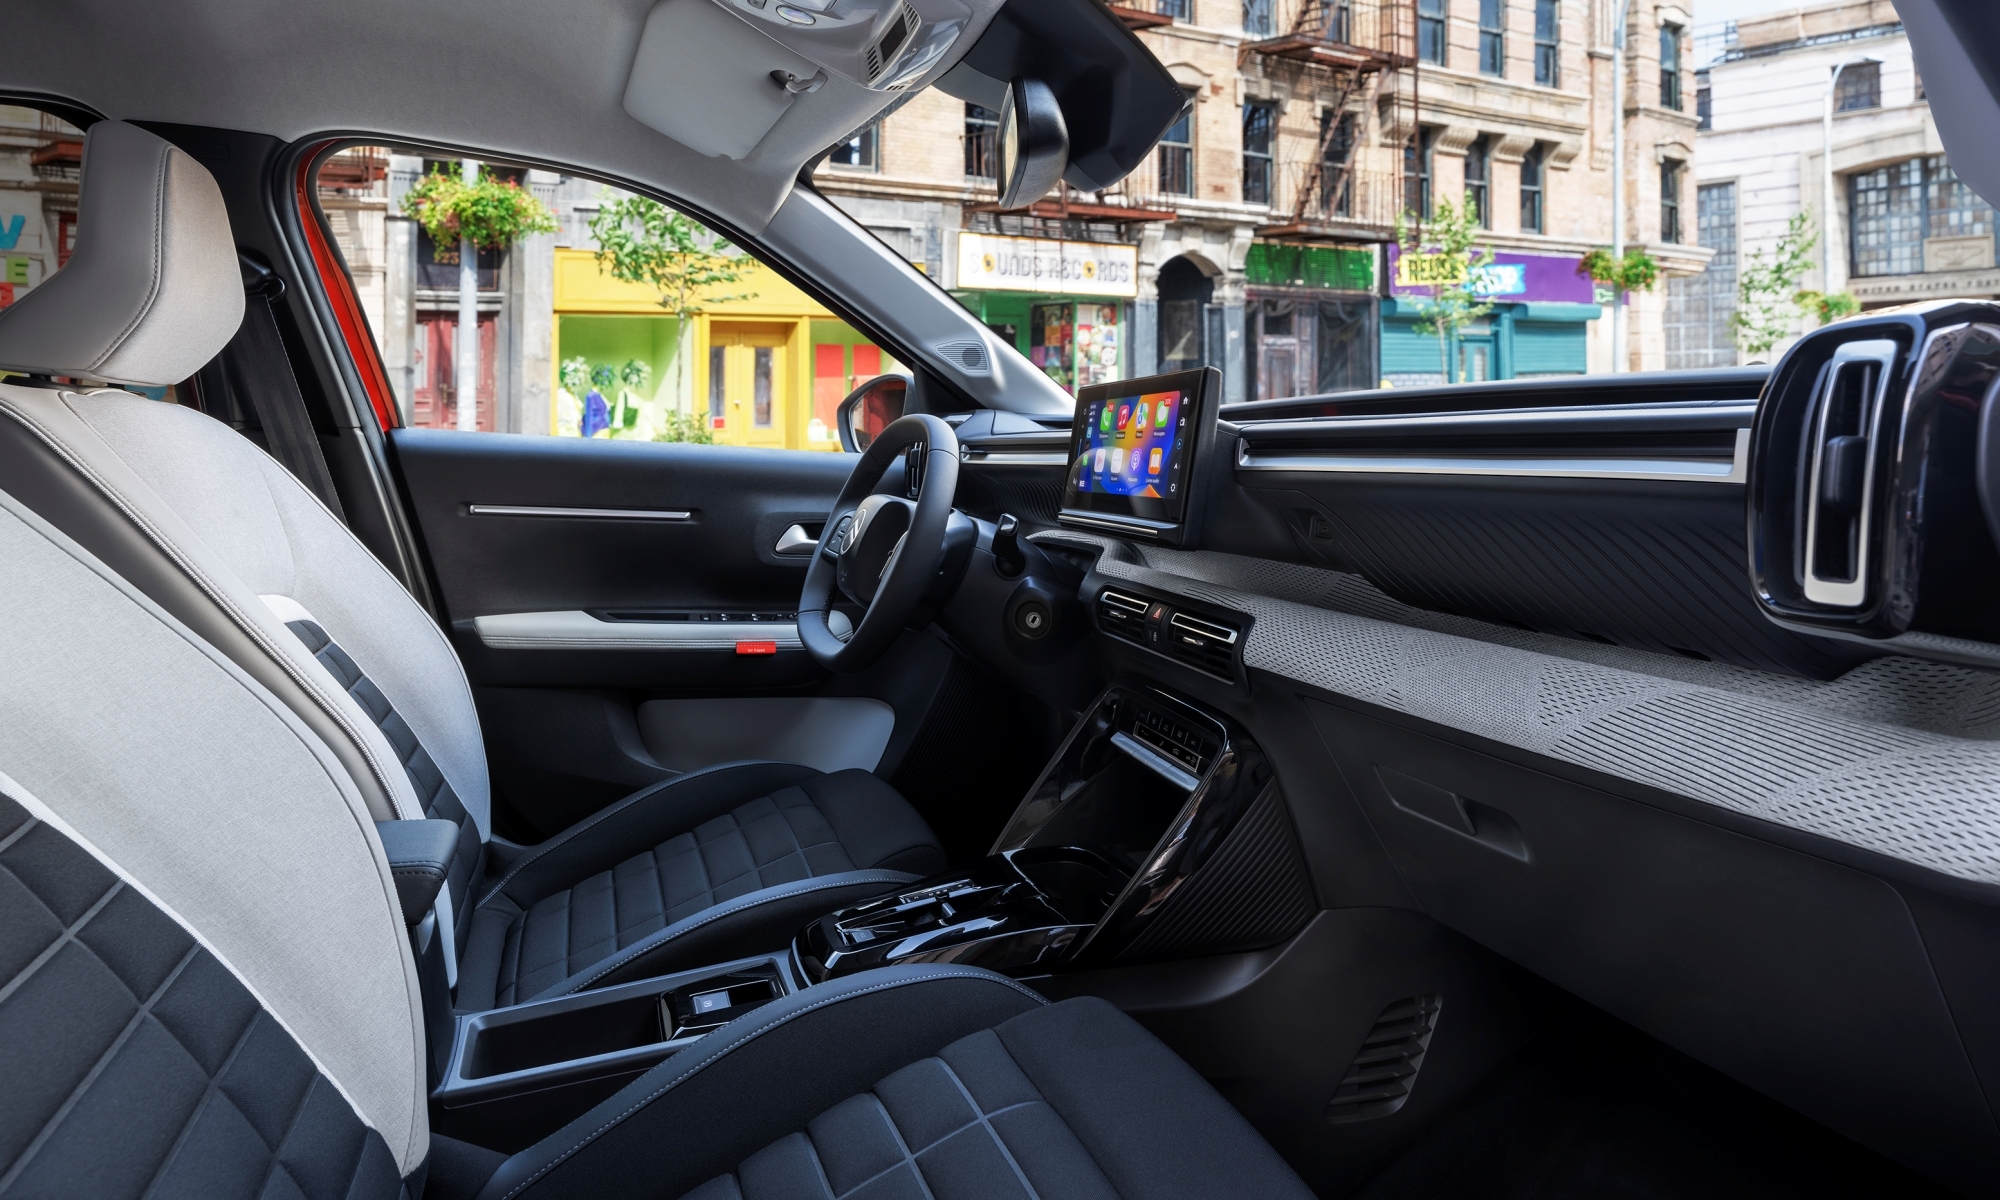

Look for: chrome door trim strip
[466,504,694,521]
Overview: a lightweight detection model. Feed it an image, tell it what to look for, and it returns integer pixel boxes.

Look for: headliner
[0,0,970,232]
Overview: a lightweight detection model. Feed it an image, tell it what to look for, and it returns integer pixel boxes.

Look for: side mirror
[838,373,911,453]
[995,78,1069,209]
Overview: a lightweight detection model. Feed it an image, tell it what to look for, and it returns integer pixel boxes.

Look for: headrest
[0,121,243,388]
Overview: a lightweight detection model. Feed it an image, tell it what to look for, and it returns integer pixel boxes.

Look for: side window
[312,146,898,451]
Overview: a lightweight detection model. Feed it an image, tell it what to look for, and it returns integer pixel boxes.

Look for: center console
[427,677,1308,1152]
[795,682,1285,981]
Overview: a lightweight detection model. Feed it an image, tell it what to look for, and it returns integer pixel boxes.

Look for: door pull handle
[775,525,819,555]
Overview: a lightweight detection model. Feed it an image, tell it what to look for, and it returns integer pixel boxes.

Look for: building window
[1157,0,1191,18]
[1520,141,1545,232]
[1465,135,1491,227]
[1534,0,1559,86]
[1243,101,1275,205]
[827,123,878,170]
[1850,159,1926,277]
[1479,0,1505,76]
[1159,95,1195,197]
[1665,181,1739,369]
[1418,0,1446,65]
[1321,110,1357,216]
[1851,154,1998,277]
[1659,24,1683,110]
[1328,0,1353,42]
[1244,0,1273,37]
[1696,69,1711,130]
[964,104,998,178]
[1406,126,1438,218]
[1661,159,1683,243]
[752,347,773,427]
[1835,61,1881,112]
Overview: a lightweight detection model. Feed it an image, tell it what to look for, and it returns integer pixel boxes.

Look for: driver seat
[0,120,946,1011]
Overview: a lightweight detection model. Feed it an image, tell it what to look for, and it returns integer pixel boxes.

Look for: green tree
[1396,195,1496,383]
[1728,212,1853,358]
[588,195,755,415]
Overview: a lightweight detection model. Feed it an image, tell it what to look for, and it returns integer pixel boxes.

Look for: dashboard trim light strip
[1234,427,1750,484]
[467,504,694,521]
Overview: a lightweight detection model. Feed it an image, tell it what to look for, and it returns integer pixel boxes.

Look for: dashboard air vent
[1097,589,1150,642]
[1165,610,1239,678]
[1326,994,1441,1124]
[1800,339,1896,608]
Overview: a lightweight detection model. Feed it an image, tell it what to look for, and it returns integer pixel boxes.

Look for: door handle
[774,524,818,555]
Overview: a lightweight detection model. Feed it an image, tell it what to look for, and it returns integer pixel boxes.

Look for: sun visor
[622,0,822,160]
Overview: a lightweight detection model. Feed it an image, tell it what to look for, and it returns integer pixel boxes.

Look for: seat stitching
[493,970,1050,1200]
[553,870,916,997]
[825,1100,1045,1200]
[139,1000,271,1199]
[850,1093,938,1200]
[934,1058,1049,1200]
[800,1130,839,1200]
[93,141,171,368]
[0,941,202,1194]
[0,873,123,1008]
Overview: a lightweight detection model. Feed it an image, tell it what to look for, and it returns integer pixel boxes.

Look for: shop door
[709,324,790,448]
[1458,335,1494,384]
[412,312,496,431]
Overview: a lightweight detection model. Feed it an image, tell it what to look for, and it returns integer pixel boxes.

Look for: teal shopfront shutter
[1511,319,1588,375]
[1381,318,1445,378]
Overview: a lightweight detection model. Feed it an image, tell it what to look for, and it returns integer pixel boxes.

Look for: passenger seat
[0,479,1315,1198]
[0,120,946,1014]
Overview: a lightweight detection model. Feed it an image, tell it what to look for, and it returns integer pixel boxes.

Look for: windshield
[807,0,1980,406]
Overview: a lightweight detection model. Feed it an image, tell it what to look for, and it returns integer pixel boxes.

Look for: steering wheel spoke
[798,414,962,673]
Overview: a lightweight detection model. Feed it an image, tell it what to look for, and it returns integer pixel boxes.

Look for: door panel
[388,427,959,837]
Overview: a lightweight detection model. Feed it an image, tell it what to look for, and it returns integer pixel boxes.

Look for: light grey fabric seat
[0,119,944,1014]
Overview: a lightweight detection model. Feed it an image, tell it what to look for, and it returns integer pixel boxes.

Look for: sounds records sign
[956,232,1138,298]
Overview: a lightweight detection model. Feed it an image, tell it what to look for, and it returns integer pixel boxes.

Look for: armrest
[377,818,460,927]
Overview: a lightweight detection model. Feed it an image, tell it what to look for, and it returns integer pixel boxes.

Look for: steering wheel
[799,413,961,673]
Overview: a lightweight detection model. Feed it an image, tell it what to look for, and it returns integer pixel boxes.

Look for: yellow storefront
[551,248,889,450]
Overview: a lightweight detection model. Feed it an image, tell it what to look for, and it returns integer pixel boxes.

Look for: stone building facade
[817,0,1711,393]
[1681,0,1998,367]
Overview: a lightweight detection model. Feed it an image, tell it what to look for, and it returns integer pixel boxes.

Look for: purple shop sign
[1386,244,1597,305]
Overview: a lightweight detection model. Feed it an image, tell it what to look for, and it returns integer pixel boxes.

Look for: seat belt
[201,254,347,519]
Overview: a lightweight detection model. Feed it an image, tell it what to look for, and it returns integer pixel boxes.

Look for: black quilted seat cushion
[677,997,1315,1200]
[0,793,403,1200]
[463,768,944,1008]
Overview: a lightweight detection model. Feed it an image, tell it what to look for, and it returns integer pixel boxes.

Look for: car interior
[6,0,2000,1197]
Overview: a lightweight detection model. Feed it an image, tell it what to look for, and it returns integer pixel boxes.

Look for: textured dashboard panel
[1038,531,2000,886]
[1253,480,1870,678]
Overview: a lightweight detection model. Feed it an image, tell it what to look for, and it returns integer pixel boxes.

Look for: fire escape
[1245,0,1412,243]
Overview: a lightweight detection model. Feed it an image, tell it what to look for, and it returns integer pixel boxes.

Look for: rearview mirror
[995,78,1069,209]
[838,373,911,453]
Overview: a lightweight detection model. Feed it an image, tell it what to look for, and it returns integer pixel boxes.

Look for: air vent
[1165,611,1239,678]
[1800,338,1896,607]
[934,339,990,374]
[1098,589,1150,642]
[1326,994,1441,1124]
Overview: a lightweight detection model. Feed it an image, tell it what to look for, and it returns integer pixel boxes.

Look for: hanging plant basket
[401,167,557,261]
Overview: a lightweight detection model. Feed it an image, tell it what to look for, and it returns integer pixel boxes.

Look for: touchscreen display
[1063,370,1207,527]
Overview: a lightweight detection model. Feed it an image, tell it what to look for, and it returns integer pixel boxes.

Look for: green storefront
[1243,243,1379,400]
[1380,246,1602,386]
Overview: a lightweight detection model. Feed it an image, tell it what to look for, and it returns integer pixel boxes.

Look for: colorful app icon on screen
[1093,447,1106,473]
[1133,401,1148,429]
[1155,396,1173,427]
[1098,404,1112,432]
[1129,447,1143,473]
[1148,447,1163,474]
[1117,403,1132,429]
